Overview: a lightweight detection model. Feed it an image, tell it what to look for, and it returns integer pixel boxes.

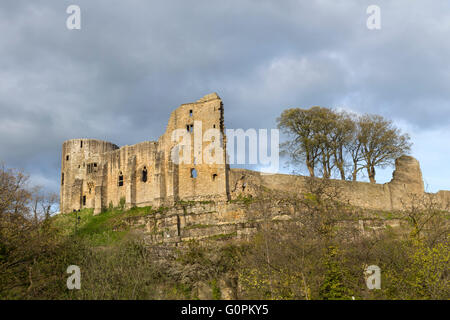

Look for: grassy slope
[52,206,155,246]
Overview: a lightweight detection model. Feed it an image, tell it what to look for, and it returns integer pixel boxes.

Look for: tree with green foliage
[277,108,322,177]
[319,246,353,300]
[357,114,411,183]
[277,107,411,183]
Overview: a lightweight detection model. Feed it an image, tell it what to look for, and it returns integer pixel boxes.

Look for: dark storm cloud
[0,0,449,194]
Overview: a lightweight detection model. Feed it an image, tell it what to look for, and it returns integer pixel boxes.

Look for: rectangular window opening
[118,173,124,187]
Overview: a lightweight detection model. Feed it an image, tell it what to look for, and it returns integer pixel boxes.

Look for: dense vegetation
[0,165,448,300]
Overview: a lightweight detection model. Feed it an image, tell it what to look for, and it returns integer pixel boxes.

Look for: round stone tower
[388,155,425,210]
[390,155,424,193]
[60,139,118,213]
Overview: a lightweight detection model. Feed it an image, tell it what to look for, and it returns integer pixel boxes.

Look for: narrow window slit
[142,167,148,182]
[118,172,124,187]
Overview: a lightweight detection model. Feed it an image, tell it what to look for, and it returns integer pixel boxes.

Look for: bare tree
[0,164,60,296]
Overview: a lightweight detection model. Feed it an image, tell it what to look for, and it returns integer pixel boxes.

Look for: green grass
[229,194,254,206]
[206,232,238,241]
[176,200,215,206]
[76,209,128,246]
[122,205,154,218]
[51,206,156,247]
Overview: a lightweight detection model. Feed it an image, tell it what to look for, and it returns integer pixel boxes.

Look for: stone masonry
[60,93,449,214]
[60,93,229,214]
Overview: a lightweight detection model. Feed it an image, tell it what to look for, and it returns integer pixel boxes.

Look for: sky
[0,0,449,194]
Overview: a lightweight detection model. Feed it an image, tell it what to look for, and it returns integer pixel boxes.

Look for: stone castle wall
[60,93,229,214]
[60,93,449,214]
[228,155,444,212]
[124,156,447,246]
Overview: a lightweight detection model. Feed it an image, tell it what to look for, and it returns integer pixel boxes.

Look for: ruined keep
[60,93,229,214]
[60,93,450,215]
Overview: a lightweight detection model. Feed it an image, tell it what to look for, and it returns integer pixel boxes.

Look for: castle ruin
[60,93,229,214]
[60,93,450,214]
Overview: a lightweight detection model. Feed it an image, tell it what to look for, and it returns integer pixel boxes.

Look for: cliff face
[123,198,415,247]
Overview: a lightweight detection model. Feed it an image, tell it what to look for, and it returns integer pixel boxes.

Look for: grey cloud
[0,0,449,193]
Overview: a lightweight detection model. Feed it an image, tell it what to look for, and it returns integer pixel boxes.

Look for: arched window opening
[118,172,124,187]
[142,167,148,182]
[80,140,83,148]
[82,195,86,206]
[189,109,193,117]
[190,168,198,178]
[212,174,217,181]
[66,155,69,161]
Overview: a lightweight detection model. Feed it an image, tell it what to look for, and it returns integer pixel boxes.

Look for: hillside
[1,163,448,300]
[41,186,449,300]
